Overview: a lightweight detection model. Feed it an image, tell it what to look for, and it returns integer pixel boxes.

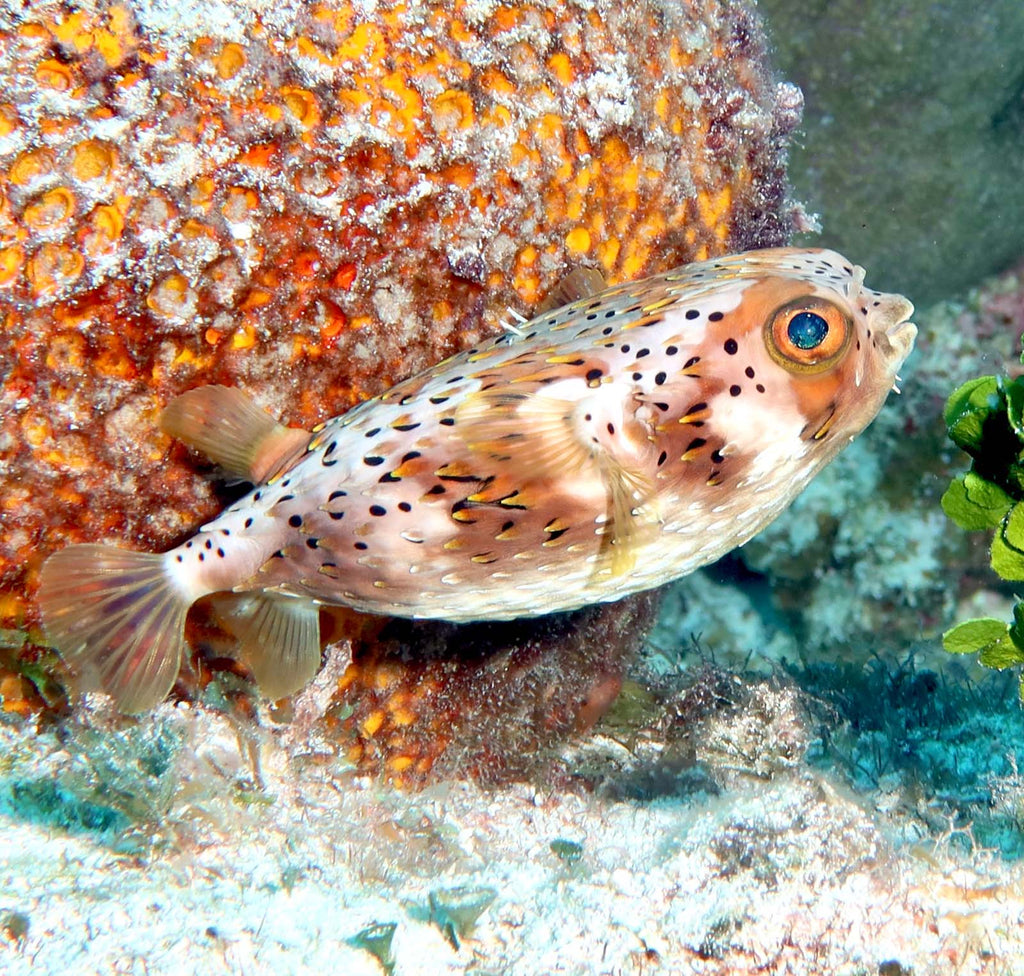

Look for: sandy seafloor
[2,658,1024,976]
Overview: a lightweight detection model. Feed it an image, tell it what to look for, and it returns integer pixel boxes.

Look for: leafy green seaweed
[941,363,1024,698]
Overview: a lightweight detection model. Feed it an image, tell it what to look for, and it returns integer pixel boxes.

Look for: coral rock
[0,0,796,762]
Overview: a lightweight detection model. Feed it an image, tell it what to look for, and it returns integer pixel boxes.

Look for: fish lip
[875,294,917,365]
[886,318,918,364]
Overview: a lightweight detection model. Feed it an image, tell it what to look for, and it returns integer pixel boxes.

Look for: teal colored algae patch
[0,710,189,840]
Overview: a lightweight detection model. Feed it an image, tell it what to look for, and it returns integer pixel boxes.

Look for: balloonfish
[38,248,916,712]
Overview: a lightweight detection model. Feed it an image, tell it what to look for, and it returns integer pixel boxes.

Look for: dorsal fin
[160,385,311,484]
[536,267,609,314]
[456,386,656,575]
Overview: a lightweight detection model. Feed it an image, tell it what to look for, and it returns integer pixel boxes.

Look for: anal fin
[160,385,311,484]
[224,593,322,700]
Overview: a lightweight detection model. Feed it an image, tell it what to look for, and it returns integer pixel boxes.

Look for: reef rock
[0,0,797,773]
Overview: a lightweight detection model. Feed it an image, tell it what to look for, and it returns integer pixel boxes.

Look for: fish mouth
[887,318,918,364]
[873,293,917,367]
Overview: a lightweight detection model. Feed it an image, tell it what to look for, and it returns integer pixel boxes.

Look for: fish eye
[765,298,852,373]
[787,311,829,350]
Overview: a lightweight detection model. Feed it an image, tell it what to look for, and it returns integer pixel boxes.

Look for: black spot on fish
[632,372,642,381]
[724,338,738,354]
[607,423,615,434]
[217,548,225,558]
[244,517,254,528]
[709,311,724,322]
[756,383,766,393]
[655,372,666,385]
[745,366,755,378]
[176,555,183,563]
[198,553,205,562]
[329,490,347,500]
[666,345,678,355]
[365,428,381,437]
[429,395,450,405]
[354,541,368,550]
[586,368,603,383]
[729,385,741,397]
[205,539,212,549]
[289,515,302,527]
[683,356,700,369]
[426,485,446,495]
[306,538,319,549]
[369,505,386,517]
[501,520,515,532]
[364,456,385,466]
[621,344,631,353]
[710,449,725,463]
[636,348,650,358]
[440,417,456,426]
[398,501,412,512]
[657,450,667,466]
[685,309,699,320]
[329,511,344,521]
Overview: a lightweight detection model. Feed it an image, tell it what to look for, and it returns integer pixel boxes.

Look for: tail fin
[37,545,193,713]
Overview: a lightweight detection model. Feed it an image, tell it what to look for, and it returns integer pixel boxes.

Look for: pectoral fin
[456,386,656,575]
[160,385,311,484]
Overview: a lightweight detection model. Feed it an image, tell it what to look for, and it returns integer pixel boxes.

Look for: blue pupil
[787,311,829,350]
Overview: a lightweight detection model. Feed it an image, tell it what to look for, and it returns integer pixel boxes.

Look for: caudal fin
[37,545,193,713]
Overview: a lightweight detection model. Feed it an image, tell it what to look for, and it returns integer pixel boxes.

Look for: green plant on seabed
[941,351,1024,698]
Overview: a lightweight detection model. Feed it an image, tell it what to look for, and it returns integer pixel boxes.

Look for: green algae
[941,366,1024,694]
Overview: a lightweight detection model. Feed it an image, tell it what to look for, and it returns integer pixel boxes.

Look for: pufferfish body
[38,248,916,712]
